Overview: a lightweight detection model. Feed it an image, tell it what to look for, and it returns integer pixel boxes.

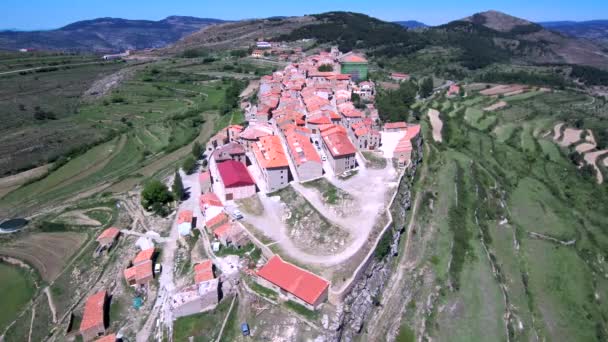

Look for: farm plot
[0,262,36,331]
[0,232,87,281]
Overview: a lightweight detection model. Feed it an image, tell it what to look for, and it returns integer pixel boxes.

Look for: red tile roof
[194,260,214,283]
[97,227,120,241]
[257,256,329,305]
[217,160,255,188]
[404,124,421,140]
[252,136,289,169]
[177,210,193,224]
[384,122,407,130]
[340,54,367,63]
[95,334,116,342]
[206,212,229,229]
[285,131,321,165]
[307,116,331,125]
[123,260,153,283]
[321,128,357,157]
[391,72,409,78]
[200,192,223,207]
[79,290,106,333]
[213,222,232,238]
[133,248,154,265]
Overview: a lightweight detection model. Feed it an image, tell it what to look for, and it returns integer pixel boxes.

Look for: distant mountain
[447,10,608,69]
[539,20,608,46]
[0,16,226,52]
[393,20,428,29]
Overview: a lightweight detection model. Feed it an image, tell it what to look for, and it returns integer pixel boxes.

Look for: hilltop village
[75,47,422,341]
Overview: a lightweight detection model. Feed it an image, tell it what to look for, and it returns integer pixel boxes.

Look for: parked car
[322,155,327,161]
[233,209,244,220]
[241,323,250,336]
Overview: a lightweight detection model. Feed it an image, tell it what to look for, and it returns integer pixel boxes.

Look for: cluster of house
[251,40,305,62]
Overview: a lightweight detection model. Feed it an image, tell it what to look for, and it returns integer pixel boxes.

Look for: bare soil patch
[583,149,608,184]
[428,109,443,143]
[480,84,527,96]
[0,232,87,281]
[483,100,507,111]
[574,142,596,153]
[558,128,582,147]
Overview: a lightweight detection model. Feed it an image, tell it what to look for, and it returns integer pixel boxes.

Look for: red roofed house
[200,192,223,218]
[256,256,330,310]
[79,290,108,341]
[194,260,214,284]
[124,247,155,287]
[210,142,247,165]
[321,125,358,174]
[177,210,194,236]
[393,124,421,167]
[212,160,256,201]
[352,124,381,151]
[390,73,410,82]
[205,212,229,232]
[447,84,461,97]
[96,227,120,249]
[384,121,407,132]
[251,135,290,192]
[284,131,323,181]
[213,222,248,248]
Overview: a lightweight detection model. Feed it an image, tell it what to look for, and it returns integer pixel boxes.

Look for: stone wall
[328,136,422,341]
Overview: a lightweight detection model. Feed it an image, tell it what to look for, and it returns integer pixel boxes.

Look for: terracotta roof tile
[79,290,106,333]
[257,256,329,305]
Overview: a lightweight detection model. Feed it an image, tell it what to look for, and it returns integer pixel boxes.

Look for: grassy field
[0,54,125,175]
[0,263,36,331]
[173,295,235,341]
[408,89,608,341]
[0,58,240,216]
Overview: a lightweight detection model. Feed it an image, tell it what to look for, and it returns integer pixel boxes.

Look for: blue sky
[2,0,606,30]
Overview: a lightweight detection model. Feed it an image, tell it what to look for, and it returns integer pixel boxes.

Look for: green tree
[419,77,434,98]
[172,171,184,201]
[318,64,333,72]
[183,156,197,175]
[192,141,202,159]
[141,180,173,212]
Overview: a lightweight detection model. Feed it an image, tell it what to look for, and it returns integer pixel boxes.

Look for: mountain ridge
[0,16,226,52]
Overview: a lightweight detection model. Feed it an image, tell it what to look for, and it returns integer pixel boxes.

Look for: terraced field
[0,59,240,216]
[399,89,608,341]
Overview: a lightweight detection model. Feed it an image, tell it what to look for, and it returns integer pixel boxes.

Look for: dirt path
[428,109,443,143]
[365,145,429,340]
[27,305,35,342]
[239,79,260,98]
[583,149,608,184]
[243,158,398,266]
[44,287,58,323]
[56,210,101,226]
[215,294,238,342]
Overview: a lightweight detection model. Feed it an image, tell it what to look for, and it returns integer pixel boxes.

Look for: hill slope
[165,16,319,53]
[540,20,608,46]
[0,16,225,52]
